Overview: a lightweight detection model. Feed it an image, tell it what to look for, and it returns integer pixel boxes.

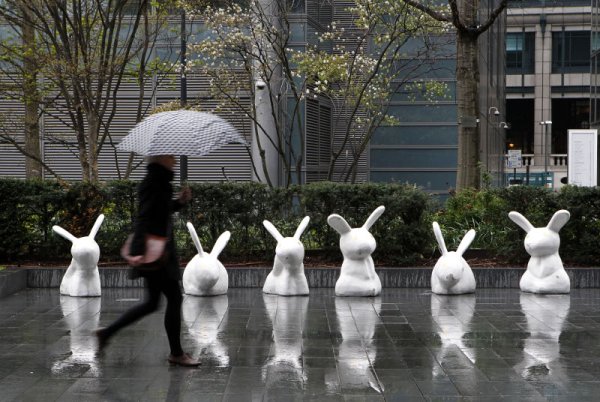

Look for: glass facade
[506,99,535,154]
[506,0,592,190]
[370,45,459,193]
[369,0,505,193]
[552,31,591,73]
[592,0,600,128]
[552,98,590,153]
[506,32,535,74]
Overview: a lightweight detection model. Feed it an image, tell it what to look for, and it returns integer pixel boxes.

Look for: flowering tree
[183,0,305,186]
[292,0,450,182]
[0,0,179,182]
[184,0,449,185]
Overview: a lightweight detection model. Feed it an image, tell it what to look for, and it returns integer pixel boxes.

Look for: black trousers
[102,269,183,356]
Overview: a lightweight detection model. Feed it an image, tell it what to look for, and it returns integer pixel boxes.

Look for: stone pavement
[2,288,600,401]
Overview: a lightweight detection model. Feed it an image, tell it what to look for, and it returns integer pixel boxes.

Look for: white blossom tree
[184,0,450,185]
[292,0,450,182]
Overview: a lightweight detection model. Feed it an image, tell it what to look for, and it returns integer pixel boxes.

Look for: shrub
[5,178,598,267]
[556,185,600,264]
[299,182,432,264]
[0,179,433,265]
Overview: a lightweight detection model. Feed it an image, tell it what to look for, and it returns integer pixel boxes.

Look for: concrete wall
[18,266,600,289]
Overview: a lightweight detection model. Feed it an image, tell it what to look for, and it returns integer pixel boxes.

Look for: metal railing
[503,154,568,168]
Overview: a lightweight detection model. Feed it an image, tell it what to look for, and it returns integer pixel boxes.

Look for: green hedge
[0,179,138,262]
[3,178,600,266]
[0,179,433,265]
[434,185,600,264]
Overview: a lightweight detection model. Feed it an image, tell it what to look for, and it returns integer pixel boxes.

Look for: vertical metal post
[180,10,188,183]
[543,121,552,187]
[543,123,548,179]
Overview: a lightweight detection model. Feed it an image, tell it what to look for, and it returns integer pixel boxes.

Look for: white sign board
[568,129,597,187]
[507,149,522,168]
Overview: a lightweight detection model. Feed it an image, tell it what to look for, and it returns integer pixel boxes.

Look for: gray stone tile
[3,288,600,400]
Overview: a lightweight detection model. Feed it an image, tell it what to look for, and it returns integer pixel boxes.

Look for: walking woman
[95,155,199,367]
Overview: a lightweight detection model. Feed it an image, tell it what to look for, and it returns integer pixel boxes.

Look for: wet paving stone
[3,288,600,400]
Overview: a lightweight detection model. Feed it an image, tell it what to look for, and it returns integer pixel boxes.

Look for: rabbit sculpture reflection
[328,206,385,297]
[431,222,476,295]
[183,222,230,296]
[262,216,310,296]
[508,210,571,294]
[52,214,104,297]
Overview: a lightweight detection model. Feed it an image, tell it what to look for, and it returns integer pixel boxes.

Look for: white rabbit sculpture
[508,209,571,294]
[431,222,476,295]
[183,222,230,296]
[328,206,385,297]
[262,216,310,296]
[52,214,104,297]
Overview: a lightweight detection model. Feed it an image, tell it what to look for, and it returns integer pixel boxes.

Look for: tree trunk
[455,0,481,190]
[21,8,42,179]
[87,114,99,182]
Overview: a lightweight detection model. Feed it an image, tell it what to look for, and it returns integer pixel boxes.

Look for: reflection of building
[0,2,505,193]
[506,0,591,188]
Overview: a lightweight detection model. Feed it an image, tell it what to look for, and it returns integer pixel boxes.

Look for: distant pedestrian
[95,155,199,367]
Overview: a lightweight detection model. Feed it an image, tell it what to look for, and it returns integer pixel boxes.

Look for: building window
[506,32,535,74]
[552,98,590,154]
[506,99,534,154]
[552,31,590,73]
[288,0,305,13]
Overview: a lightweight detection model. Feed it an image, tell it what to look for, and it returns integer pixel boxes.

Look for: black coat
[130,163,183,280]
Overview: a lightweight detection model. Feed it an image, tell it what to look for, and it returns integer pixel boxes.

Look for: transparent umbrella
[117,110,246,156]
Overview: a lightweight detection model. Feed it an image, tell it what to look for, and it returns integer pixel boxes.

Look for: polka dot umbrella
[117,110,247,156]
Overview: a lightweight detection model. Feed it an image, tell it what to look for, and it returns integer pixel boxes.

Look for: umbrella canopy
[117,110,247,156]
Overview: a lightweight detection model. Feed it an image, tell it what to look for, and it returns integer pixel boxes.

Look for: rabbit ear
[210,231,231,258]
[363,206,385,230]
[293,216,310,240]
[263,220,284,242]
[327,214,352,235]
[547,210,570,233]
[186,222,204,256]
[432,222,448,256]
[456,229,476,256]
[508,211,534,233]
[89,214,105,239]
[53,225,77,243]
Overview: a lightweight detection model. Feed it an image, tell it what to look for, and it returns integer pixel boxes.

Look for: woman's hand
[127,255,144,267]
[178,187,192,204]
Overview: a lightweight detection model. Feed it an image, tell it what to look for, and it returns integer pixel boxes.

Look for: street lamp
[539,120,552,186]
